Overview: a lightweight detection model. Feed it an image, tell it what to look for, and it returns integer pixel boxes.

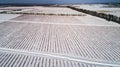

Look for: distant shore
[0,3,120,6]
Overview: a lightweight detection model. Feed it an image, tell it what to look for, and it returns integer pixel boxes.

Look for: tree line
[67,6,120,23]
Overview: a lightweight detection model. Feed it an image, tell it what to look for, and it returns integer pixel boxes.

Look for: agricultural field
[10,14,119,26]
[24,6,84,14]
[0,6,85,15]
[0,10,4,12]
[73,4,120,17]
[0,14,21,22]
[0,6,120,67]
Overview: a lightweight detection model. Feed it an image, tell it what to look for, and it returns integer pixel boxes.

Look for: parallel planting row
[0,51,102,67]
[0,22,120,64]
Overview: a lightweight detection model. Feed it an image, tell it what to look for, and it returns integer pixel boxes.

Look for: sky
[0,0,120,4]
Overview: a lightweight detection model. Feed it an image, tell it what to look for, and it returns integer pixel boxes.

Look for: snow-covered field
[21,6,85,15]
[11,14,119,26]
[0,14,21,22]
[29,6,82,14]
[0,10,4,12]
[0,6,85,15]
[73,4,120,17]
[0,10,11,12]
[0,6,120,67]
